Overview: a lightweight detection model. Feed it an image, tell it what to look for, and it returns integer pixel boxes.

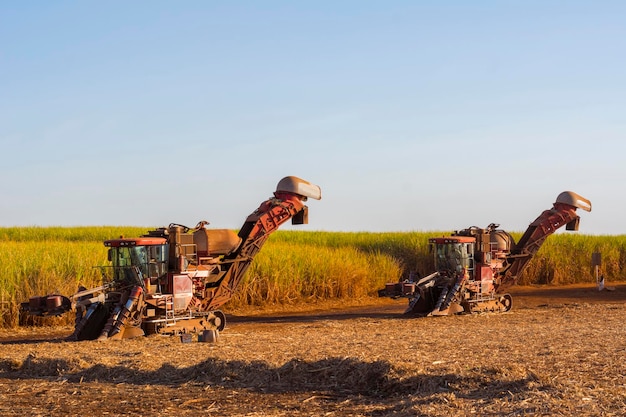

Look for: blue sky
[1,1,623,234]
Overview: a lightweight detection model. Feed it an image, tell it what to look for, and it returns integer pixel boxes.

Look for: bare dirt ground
[1,283,626,416]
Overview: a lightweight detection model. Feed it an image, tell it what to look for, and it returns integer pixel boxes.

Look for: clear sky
[1,1,624,234]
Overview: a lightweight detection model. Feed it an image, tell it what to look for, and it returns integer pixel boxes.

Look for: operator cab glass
[109,244,169,284]
[432,241,475,277]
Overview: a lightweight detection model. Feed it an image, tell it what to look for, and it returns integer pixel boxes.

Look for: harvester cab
[104,237,168,290]
[430,236,475,277]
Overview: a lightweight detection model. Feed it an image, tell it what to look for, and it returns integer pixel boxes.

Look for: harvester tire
[499,294,513,312]
[213,310,226,332]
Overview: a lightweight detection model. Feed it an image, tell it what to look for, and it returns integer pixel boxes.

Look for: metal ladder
[164,295,175,327]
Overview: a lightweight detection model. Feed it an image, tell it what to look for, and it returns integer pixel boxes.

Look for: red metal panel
[104,237,166,247]
[429,236,475,244]
[172,274,193,310]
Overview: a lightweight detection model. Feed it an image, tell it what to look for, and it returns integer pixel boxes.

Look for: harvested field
[1,283,626,416]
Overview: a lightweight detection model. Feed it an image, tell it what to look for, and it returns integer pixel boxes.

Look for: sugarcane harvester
[22,176,321,340]
[380,191,591,316]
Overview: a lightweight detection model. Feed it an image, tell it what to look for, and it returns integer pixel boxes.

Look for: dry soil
[1,283,625,416]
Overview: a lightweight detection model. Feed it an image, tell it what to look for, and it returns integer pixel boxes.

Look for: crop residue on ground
[1,295,625,416]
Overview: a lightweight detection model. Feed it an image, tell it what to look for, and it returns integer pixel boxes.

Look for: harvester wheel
[499,294,513,312]
[213,310,226,332]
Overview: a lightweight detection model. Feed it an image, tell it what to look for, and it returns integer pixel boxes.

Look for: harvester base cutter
[403,289,513,317]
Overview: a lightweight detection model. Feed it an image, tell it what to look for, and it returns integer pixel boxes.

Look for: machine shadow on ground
[0,355,548,402]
